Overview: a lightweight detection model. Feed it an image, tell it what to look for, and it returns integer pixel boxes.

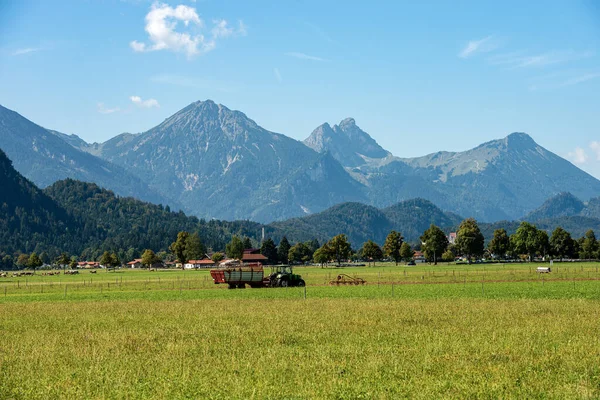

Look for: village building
[184,259,216,269]
[448,232,457,244]
[127,259,143,268]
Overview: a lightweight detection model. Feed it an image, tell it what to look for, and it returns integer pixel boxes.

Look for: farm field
[2,263,600,399]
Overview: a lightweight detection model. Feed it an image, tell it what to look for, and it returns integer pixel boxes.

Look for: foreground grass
[2,298,600,399]
[2,264,600,398]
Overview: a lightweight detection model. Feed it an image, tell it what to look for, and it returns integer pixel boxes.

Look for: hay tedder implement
[329,274,366,286]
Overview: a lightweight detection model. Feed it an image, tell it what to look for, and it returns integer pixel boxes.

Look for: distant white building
[448,232,457,244]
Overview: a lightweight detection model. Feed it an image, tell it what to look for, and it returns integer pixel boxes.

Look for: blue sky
[1,0,600,178]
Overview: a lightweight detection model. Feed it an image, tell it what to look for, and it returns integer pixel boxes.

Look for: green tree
[185,233,206,261]
[226,236,244,261]
[99,251,113,267]
[488,228,510,259]
[455,218,485,262]
[383,230,403,265]
[170,231,190,270]
[16,254,29,269]
[441,249,455,262]
[27,252,43,270]
[537,230,550,259]
[56,252,70,268]
[211,252,224,263]
[110,252,121,267]
[39,252,50,266]
[69,259,77,269]
[313,245,331,267]
[549,227,574,260]
[420,224,448,265]
[260,238,278,264]
[288,242,312,264]
[581,230,599,259]
[278,237,291,264]
[400,242,413,262]
[361,240,383,267]
[511,222,540,261]
[242,237,252,250]
[141,249,159,269]
[327,234,352,266]
[307,239,320,254]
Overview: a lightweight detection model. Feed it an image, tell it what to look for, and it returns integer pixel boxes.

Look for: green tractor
[269,265,305,287]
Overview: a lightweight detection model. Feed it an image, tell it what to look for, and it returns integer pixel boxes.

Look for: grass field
[2,263,600,399]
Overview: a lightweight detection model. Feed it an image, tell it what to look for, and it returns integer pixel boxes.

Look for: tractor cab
[269,265,305,287]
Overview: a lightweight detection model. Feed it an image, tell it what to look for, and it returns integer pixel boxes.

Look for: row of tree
[4,219,600,270]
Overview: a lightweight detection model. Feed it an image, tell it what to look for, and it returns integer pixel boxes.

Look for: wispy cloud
[274,68,282,83]
[130,95,160,108]
[568,147,588,164]
[528,70,600,91]
[489,50,594,69]
[285,52,326,62]
[97,103,121,114]
[12,47,43,56]
[458,36,498,58]
[130,3,245,58]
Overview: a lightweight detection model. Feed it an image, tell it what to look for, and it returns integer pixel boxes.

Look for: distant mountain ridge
[3,100,600,223]
[524,192,600,221]
[0,104,177,208]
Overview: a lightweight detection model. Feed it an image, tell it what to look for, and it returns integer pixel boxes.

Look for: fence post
[64,285,67,298]
[304,286,307,299]
[391,283,394,297]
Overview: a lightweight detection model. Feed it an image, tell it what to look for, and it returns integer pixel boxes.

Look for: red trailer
[210,263,270,289]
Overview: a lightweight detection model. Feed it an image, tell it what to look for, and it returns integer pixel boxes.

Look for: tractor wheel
[297,279,306,287]
[279,279,288,288]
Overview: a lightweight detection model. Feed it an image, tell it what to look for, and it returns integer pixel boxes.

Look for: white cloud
[590,141,600,160]
[489,50,594,69]
[97,103,120,114]
[274,67,282,83]
[130,95,160,108]
[568,147,588,164]
[285,52,326,62]
[459,36,497,58]
[12,47,42,56]
[130,3,245,58]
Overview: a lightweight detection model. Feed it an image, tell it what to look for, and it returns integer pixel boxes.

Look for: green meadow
[2,263,600,399]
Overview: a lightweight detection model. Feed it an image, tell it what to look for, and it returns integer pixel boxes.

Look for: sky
[1,0,600,178]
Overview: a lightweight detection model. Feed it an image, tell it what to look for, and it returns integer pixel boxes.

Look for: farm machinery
[210,263,305,289]
[329,274,366,286]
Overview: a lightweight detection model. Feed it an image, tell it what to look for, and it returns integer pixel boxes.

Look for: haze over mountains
[1,100,599,224]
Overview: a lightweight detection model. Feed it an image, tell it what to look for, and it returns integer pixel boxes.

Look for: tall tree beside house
[361,240,383,267]
[549,227,575,260]
[226,236,244,261]
[242,237,252,250]
[170,231,190,270]
[383,230,403,265]
[420,224,448,265]
[99,251,112,267]
[326,234,352,266]
[56,253,70,268]
[260,238,278,264]
[27,252,43,270]
[488,228,511,259]
[581,230,599,259]
[400,242,413,262]
[185,233,206,261]
[511,222,540,261]
[110,253,121,267]
[141,249,160,269]
[455,218,485,262]
[278,237,291,264]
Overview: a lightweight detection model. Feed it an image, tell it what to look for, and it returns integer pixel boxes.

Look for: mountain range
[1,100,599,223]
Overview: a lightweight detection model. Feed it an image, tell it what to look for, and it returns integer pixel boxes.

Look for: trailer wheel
[228,283,236,290]
[237,284,245,289]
